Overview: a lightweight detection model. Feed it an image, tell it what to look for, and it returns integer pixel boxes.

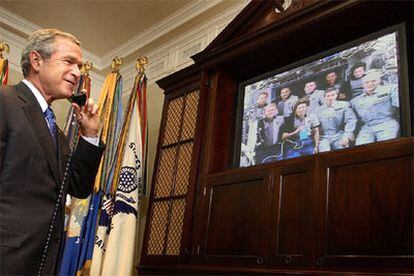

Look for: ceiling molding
[1,1,248,72]
[0,6,105,70]
[120,0,249,91]
[1,0,248,92]
[100,0,224,66]
[0,25,105,95]
[0,6,37,35]
[0,1,228,71]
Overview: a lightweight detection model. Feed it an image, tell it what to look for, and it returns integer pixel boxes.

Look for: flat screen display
[237,24,408,168]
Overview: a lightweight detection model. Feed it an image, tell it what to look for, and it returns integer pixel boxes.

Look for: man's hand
[73,97,100,137]
[339,137,350,147]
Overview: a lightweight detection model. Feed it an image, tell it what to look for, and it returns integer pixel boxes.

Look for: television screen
[237,24,408,168]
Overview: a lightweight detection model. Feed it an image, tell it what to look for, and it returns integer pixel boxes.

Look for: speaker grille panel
[147,201,169,255]
[163,97,184,146]
[154,147,177,198]
[147,90,200,257]
[181,91,199,141]
[174,142,193,196]
[166,199,187,255]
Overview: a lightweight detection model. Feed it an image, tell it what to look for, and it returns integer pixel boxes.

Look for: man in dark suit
[0,29,104,275]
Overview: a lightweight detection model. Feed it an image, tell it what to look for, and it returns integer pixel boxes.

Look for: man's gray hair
[21,29,80,77]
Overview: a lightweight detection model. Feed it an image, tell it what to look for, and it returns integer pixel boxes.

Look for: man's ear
[29,50,42,73]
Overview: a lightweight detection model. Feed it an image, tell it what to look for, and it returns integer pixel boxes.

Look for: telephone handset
[69,91,87,107]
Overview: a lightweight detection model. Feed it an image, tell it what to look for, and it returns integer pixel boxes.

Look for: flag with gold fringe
[90,57,148,275]
[78,58,123,275]
[0,42,9,86]
[59,63,93,276]
[74,58,124,275]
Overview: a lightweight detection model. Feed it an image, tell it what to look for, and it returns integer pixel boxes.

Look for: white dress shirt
[22,79,99,146]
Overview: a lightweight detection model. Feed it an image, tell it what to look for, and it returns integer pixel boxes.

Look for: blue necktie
[44,107,57,148]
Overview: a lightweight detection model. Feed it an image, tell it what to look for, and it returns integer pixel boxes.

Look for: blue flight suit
[316,101,357,152]
[351,85,399,145]
[349,77,364,98]
[277,95,298,118]
[305,89,325,115]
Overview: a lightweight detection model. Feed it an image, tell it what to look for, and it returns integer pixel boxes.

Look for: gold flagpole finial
[0,42,10,59]
[136,56,148,74]
[81,61,93,76]
[80,61,93,91]
[111,57,123,73]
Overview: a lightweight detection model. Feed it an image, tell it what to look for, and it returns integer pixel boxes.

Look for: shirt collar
[22,79,49,113]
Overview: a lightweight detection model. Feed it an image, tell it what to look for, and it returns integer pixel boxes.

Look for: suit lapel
[15,82,61,183]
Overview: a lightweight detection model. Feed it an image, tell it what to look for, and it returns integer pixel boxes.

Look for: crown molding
[0,25,105,94]
[0,6,37,35]
[1,0,248,92]
[120,0,249,91]
[0,6,104,70]
[100,0,224,66]
[0,1,227,71]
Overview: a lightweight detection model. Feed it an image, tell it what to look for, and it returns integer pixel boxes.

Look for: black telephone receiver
[69,91,87,107]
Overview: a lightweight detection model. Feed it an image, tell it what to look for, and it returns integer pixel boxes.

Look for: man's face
[37,37,82,102]
[353,66,365,79]
[324,90,337,106]
[363,74,380,95]
[304,82,316,94]
[280,88,290,101]
[326,72,337,86]
[257,93,268,107]
[264,105,278,119]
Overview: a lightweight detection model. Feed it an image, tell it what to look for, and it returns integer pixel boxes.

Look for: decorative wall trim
[1,0,249,94]
[121,0,249,92]
[0,7,38,36]
[0,7,106,70]
[101,0,225,66]
[0,26,105,98]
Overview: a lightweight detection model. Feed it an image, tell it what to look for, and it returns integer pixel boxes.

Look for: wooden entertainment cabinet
[140,0,413,274]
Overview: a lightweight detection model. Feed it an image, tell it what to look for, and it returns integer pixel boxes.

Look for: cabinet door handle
[256,256,264,265]
[284,255,293,264]
[184,248,192,255]
[317,256,324,266]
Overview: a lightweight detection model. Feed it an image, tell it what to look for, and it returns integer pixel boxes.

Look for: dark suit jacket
[0,82,104,275]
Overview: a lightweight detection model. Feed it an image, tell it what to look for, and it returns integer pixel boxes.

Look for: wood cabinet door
[199,169,273,267]
[316,139,413,271]
[269,160,316,267]
[142,87,203,265]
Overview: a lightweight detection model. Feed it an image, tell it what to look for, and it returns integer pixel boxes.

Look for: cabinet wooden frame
[140,0,413,274]
[141,66,204,265]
